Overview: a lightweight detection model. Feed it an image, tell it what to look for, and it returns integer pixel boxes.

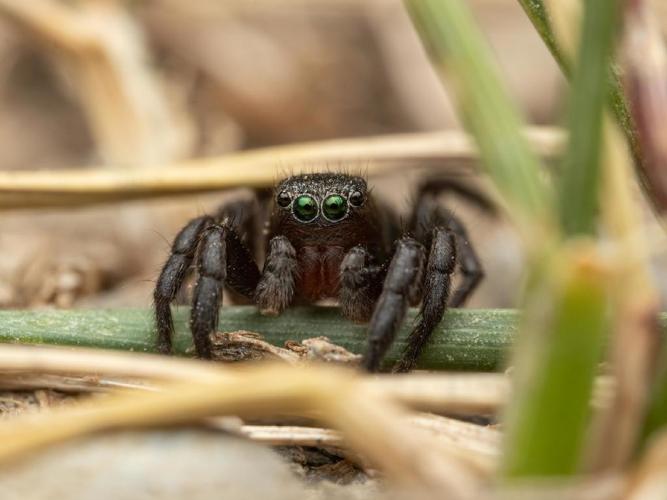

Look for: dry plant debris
[209,331,362,366]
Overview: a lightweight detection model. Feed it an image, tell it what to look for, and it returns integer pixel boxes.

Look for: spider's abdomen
[295,245,346,302]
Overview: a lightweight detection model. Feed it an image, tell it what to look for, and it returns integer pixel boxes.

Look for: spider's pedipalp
[339,245,384,323]
[188,220,262,358]
[255,235,298,316]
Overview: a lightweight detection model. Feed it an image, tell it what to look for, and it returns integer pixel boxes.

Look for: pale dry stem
[0,127,564,209]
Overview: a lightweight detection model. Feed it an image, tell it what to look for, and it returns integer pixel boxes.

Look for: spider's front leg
[392,188,482,372]
[154,208,261,358]
[190,225,260,357]
[393,228,457,373]
[154,215,212,355]
[361,238,425,372]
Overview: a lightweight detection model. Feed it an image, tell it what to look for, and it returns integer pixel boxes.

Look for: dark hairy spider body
[154,173,489,372]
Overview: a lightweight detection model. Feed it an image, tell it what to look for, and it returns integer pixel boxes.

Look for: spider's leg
[416,176,497,214]
[215,197,261,258]
[154,215,213,354]
[362,238,425,372]
[190,225,261,358]
[393,228,456,373]
[410,193,483,307]
[255,235,298,316]
[339,246,385,323]
[446,212,483,307]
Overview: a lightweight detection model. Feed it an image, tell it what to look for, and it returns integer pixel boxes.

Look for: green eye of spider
[293,195,318,222]
[322,194,348,221]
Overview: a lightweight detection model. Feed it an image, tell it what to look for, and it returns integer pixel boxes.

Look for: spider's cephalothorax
[154,173,489,372]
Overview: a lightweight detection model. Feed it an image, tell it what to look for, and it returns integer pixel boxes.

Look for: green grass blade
[517,0,644,211]
[639,345,667,449]
[404,0,553,231]
[502,255,609,476]
[558,0,621,235]
[516,0,568,72]
[0,307,517,372]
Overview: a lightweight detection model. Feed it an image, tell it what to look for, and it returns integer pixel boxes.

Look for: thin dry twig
[0,373,151,393]
[0,127,564,209]
[210,331,361,365]
[239,412,500,473]
[365,372,507,415]
[0,344,218,383]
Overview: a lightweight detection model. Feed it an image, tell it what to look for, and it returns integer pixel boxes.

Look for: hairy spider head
[274,173,369,224]
[271,173,379,247]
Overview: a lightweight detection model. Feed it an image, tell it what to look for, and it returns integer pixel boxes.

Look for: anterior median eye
[322,194,348,221]
[293,195,318,222]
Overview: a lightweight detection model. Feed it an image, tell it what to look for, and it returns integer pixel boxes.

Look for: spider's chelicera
[153,173,489,372]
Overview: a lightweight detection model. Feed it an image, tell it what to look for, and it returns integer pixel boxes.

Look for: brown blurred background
[0,0,664,311]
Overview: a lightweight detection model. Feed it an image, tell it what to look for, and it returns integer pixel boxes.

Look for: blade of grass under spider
[404,0,554,236]
[557,0,621,235]
[0,307,517,372]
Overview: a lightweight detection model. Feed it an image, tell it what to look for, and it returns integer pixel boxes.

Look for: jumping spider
[153,173,489,372]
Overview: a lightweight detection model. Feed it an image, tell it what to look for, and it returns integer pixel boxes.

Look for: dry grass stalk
[0,373,151,393]
[0,371,500,475]
[624,430,667,499]
[0,344,506,414]
[0,344,219,383]
[0,343,618,416]
[0,127,564,209]
[240,412,500,473]
[624,0,667,211]
[364,372,508,415]
[0,0,193,166]
[0,364,485,497]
